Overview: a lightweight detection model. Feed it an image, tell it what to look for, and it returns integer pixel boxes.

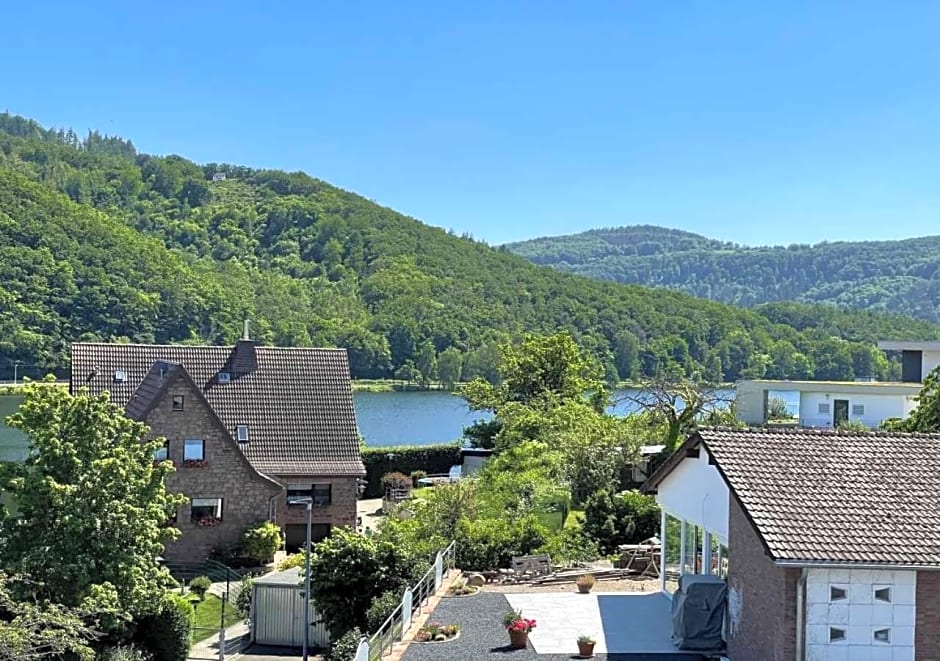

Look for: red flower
[506,618,536,633]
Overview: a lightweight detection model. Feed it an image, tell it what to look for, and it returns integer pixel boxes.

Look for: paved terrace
[401,591,711,661]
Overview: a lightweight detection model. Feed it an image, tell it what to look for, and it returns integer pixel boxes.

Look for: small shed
[251,567,330,649]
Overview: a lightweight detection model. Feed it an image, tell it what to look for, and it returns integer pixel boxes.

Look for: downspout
[795,568,807,661]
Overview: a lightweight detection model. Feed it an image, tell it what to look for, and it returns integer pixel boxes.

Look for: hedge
[361,444,463,498]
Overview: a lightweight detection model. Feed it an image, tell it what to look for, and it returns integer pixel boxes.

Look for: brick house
[70,340,365,562]
[643,427,940,661]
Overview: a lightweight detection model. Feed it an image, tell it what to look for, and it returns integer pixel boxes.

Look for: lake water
[0,387,734,458]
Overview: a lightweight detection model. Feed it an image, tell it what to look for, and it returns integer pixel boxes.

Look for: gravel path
[400,592,708,661]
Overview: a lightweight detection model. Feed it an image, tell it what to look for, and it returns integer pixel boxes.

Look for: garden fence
[366,540,456,660]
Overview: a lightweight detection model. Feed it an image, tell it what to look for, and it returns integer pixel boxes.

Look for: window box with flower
[183,459,208,468]
[195,516,222,528]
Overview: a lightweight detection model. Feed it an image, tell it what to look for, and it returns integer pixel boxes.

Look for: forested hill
[1,113,938,386]
[506,226,940,322]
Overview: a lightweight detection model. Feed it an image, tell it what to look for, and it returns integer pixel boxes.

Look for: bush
[366,590,401,634]
[410,470,427,486]
[537,526,600,565]
[381,471,412,492]
[328,626,364,661]
[188,575,212,601]
[278,551,308,571]
[97,645,152,661]
[583,489,660,555]
[242,521,282,563]
[455,515,546,571]
[133,593,194,661]
[837,419,869,432]
[361,444,462,497]
[235,576,253,618]
[767,396,791,420]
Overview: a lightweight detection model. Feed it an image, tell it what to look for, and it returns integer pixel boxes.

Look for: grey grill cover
[671,574,727,651]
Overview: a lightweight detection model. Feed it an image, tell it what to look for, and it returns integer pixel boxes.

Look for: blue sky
[2,1,940,245]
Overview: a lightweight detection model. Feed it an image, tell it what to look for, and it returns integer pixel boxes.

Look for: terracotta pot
[577,584,593,594]
[508,629,528,649]
[578,641,595,657]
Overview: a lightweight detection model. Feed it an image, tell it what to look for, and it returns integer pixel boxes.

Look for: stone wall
[726,493,799,661]
[276,475,359,530]
[143,377,282,562]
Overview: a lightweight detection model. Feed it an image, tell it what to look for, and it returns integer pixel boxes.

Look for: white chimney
[242,319,250,341]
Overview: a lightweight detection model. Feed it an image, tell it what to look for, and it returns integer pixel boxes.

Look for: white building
[736,380,921,428]
[643,427,940,661]
[877,340,940,383]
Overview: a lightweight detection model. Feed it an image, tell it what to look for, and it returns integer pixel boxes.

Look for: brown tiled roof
[712,427,940,566]
[71,342,364,476]
[651,427,940,567]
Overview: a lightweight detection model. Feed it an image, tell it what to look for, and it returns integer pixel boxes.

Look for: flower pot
[508,630,528,649]
[577,584,593,594]
[577,641,595,657]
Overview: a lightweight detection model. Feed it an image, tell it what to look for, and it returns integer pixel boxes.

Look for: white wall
[922,350,940,378]
[798,392,909,428]
[655,447,729,543]
[805,568,915,661]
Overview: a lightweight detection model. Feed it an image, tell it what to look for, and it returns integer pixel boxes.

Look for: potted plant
[577,634,596,657]
[576,574,596,594]
[503,609,536,648]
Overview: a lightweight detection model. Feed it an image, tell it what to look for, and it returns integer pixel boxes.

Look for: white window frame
[191,498,223,521]
[172,395,185,411]
[184,439,205,461]
[236,425,249,442]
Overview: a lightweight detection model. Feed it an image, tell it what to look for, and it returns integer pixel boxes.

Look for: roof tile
[71,343,364,476]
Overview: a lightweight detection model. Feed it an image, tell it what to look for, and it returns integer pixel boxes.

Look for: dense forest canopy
[1,113,938,384]
[506,225,940,322]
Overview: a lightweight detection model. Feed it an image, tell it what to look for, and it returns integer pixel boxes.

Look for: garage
[251,568,330,649]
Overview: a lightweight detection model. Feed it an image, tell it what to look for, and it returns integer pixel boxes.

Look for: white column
[660,509,667,591]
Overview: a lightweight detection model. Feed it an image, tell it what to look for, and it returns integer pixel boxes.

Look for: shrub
[188,575,212,601]
[583,489,660,555]
[837,419,869,432]
[242,521,282,563]
[328,626,364,661]
[97,645,152,661]
[767,397,791,420]
[278,551,308,571]
[133,593,194,661]
[455,515,546,571]
[381,471,412,492]
[361,444,462,497]
[410,470,427,486]
[235,576,253,618]
[365,589,401,634]
[537,526,600,565]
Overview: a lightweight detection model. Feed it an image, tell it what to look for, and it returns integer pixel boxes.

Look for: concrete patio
[401,591,710,660]
[506,591,696,656]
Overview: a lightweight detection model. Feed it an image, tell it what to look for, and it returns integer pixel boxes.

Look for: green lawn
[190,594,243,643]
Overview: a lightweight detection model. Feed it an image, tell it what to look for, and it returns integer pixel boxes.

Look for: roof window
[114,369,127,383]
[236,425,249,442]
[218,372,231,384]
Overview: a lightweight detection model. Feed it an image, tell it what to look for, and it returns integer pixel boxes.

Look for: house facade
[71,339,365,562]
[736,379,921,428]
[644,427,940,661]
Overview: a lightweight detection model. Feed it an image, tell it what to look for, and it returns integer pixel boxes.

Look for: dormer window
[236,425,249,442]
[114,369,127,383]
[218,372,231,384]
[172,395,184,411]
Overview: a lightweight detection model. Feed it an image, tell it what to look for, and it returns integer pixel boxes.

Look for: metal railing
[367,540,456,660]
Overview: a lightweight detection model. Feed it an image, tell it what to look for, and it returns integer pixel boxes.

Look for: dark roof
[71,342,364,476]
[647,427,940,567]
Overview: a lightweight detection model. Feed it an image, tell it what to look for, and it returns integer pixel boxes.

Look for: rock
[466,573,486,587]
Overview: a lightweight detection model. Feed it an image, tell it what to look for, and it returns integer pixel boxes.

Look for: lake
[0,388,732,459]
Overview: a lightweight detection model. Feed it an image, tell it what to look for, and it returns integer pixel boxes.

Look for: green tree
[612,330,640,382]
[0,572,98,661]
[0,382,186,630]
[308,528,421,637]
[437,347,463,390]
[886,366,940,432]
[414,341,438,389]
